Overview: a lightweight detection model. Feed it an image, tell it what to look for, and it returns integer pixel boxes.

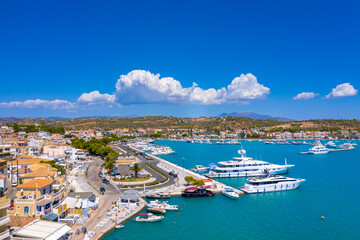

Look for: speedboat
[308,142,329,154]
[207,147,294,178]
[339,143,355,150]
[241,175,306,194]
[146,207,166,214]
[147,200,179,210]
[182,187,214,197]
[325,141,337,148]
[145,193,171,199]
[221,188,239,199]
[134,213,164,222]
[190,165,210,173]
[264,141,275,144]
[115,224,124,229]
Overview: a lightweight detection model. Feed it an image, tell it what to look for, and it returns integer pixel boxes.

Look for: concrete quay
[128,146,244,196]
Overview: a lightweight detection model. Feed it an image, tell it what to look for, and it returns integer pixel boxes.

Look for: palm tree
[129,163,143,178]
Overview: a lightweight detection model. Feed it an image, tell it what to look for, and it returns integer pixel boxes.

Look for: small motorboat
[134,213,164,222]
[325,141,337,148]
[146,207,166,214]
[145,193,171,199]
[147,200,179,210]
[221,187,239,199]
[190,165,210,173]
[115,224,124,229]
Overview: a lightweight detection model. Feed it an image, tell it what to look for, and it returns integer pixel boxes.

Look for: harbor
[103,139,360,240]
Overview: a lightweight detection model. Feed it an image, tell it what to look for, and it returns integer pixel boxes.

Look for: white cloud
[325,83,358,99]
[293,92,318,100]
[115,70,270,105]
[77,91,116,105]
[0,99,74,109]
[0,70,271,109]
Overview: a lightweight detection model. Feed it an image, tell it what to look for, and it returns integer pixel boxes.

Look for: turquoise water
[103,140,360,240]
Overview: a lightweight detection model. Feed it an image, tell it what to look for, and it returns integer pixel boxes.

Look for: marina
[103,139,360,240]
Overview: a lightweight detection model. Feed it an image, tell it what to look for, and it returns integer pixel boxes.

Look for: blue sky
[1,0,359,119]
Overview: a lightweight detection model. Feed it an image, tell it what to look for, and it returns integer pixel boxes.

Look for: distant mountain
[216,112,293,121]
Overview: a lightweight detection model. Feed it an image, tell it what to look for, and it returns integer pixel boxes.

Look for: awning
[43,212,58,221]
[45,225,72,240]
[37,199,52,206]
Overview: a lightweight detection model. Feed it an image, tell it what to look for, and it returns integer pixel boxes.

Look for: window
[24,206,29,213]
[42,188,46,195]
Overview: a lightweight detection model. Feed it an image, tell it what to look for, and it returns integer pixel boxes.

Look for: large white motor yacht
[207,148,294,178]
[241,175,306,194]
[308,141,329,154]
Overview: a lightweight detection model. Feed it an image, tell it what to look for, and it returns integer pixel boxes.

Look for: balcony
[0,228,10,240]
[0,199,10,210]
[0,215,10,227]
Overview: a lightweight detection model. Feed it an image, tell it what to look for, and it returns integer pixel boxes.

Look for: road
[71,157,121,240]
[113,145,177,190]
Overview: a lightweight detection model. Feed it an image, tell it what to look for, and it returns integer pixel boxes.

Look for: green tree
[104,161,115,171]
[13,123,20,133]
[129,163,143,178]
[184,176,195,183]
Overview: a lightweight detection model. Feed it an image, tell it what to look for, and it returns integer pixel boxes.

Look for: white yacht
[147,200,178,211]
[325,141,337,148]
[339,143,355,150]
[134,213,164,222]
[222,188,240,199]
[151,146,175,155]
[190,165,210,173]
[207,148,294,178]
[241,175,306,194]
[308,141,329,154]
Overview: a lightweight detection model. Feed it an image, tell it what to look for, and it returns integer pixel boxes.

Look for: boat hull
[222,192,239,199]
[241,180,304,194]
[207,167,291,178]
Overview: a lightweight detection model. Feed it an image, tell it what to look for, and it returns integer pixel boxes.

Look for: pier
[127,145,244,197]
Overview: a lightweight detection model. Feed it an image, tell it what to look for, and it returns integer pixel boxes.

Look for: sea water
[103,140,360,240]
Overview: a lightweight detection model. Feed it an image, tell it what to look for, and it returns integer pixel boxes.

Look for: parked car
[104,179,110,184]
[100,187,105,195]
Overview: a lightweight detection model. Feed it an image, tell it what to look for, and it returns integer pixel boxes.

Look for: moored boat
[241,175,306,194]
[147,200,178,210]
[207,147,294,178]
[146,193,171,199]
[190,165,210,173]
[134,213,164,222]
[308,142,329,154]
[182,187,214,197]
[221,188,239,199]
[146,207,166,214]
[115,224,124,229]
[325,141,337,148]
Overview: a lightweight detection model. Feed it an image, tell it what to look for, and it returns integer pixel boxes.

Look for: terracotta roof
[202,178,213,182]
[22,169,55,178]
[8,216,37,227]
[8,158,47,166]
[16,179,54,189]
[11,167,29,174]
[28,163,57,172]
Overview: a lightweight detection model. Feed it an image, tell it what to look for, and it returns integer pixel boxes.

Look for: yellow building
[0,197,10,240]
[8,179,66,218]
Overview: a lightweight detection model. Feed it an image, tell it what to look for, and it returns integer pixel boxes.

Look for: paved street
[113,145,177,190]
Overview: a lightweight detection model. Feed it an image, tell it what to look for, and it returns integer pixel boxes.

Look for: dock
[128,145,244,197]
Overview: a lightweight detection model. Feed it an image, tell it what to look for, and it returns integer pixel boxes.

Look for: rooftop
[16,179,55,189]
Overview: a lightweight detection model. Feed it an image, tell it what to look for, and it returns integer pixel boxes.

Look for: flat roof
[12,219,71,240]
